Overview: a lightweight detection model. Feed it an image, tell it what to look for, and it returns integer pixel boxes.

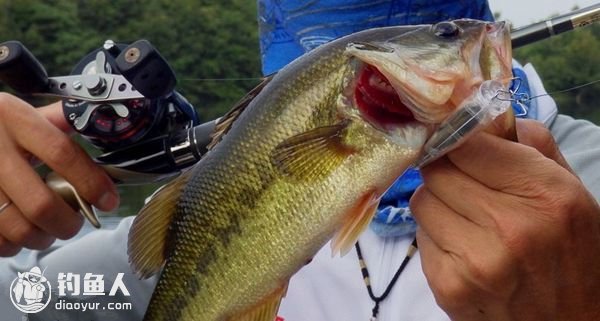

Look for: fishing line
[529,78,600,100]
[495,77,600,116]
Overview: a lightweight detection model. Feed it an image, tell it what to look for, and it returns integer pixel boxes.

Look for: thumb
[515,118,574,172]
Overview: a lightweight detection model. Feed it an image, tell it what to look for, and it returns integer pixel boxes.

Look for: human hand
[410,118,600,320]
[0,93,119,256]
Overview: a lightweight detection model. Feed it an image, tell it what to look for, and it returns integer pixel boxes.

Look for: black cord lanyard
[355,237,418,321]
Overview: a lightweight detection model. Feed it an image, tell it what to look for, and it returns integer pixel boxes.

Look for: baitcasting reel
[0,39,217,227]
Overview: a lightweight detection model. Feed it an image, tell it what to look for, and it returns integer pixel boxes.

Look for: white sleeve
[0,216,157,321]
[551,114,600,200]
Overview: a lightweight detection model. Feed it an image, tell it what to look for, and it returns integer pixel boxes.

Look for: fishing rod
[511,2,600,48]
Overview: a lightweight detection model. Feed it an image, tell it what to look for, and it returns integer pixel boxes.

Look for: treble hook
[493,77,530,117]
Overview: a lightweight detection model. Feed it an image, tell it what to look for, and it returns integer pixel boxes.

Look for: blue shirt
[258,0,494,75]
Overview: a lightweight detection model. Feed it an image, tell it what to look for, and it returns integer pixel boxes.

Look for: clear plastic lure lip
[414,79,510,168]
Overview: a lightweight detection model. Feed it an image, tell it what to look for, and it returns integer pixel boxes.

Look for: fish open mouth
[354,64,416,128]
[347,20,513,128]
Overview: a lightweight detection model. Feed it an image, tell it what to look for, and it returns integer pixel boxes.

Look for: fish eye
[433,21,460,38]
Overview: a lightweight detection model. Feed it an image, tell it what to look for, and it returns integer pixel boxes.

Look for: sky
[488,0,599,28]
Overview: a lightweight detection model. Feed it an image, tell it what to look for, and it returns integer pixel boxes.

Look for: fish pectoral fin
[228,283,288,321]
[331,189,379,257]
[271,121,355,181]
[127,170,192,279]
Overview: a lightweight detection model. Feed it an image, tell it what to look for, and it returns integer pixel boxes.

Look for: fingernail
[98,191,120,211]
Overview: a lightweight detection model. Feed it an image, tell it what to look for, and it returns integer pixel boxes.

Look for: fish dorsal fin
[127,170,192,279]
[208,75,274,150]
[331,189,379,257]
[227,283,288,321]
[272,121,355,181]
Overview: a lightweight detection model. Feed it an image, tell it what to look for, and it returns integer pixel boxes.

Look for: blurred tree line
[513,21,600,124]
[0,0,262,121]
[0,1,598,215]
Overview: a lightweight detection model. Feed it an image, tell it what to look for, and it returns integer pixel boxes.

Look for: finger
[418,230,512,321]
[0,201,55,250]
[0,236,22,257]
[409,185,483,254]
[0,149,84,240]
[411,185,517,290]
[1,95,119,211]
[417,230,482,319]
[515,119,573,172]
[417,229,451,287]
[421,158,566,253]
[37,101,73,133]
[419,157,499,227]
[446,131,571,194]
[17,102,70,167]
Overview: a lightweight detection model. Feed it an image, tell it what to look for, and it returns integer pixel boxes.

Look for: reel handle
[0,41,49,94]
[115,39,176,99]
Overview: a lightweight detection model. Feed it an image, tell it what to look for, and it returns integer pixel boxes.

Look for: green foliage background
[0,1,598,215]
[513,23,600,123]
[0,0,263,120]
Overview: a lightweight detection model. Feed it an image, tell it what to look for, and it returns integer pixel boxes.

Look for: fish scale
[173,65,352,321]
[128,19,513,321]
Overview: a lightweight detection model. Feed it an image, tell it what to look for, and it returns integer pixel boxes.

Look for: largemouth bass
[128,19,512,321]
